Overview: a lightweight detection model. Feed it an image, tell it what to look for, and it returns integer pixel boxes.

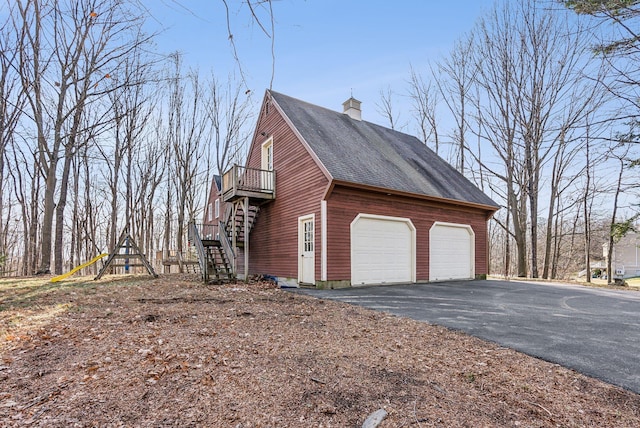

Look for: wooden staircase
[191,164,275,282]
[224,204,259,247]
[188,222,235,284]
[204,242,234,282]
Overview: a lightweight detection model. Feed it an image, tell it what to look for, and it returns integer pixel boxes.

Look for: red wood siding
[246,99,330,279]
[203,178,217,224]
[326,185,491,282]
[202,178,222,238]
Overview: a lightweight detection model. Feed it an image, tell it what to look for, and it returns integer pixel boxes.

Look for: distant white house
[604,231,640,279]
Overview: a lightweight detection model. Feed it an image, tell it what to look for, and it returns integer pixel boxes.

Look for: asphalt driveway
[291,279,640,394]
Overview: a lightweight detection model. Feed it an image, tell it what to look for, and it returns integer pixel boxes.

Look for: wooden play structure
[95,229,158,280]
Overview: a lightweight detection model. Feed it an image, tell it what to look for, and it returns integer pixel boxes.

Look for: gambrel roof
[269,90,499,210]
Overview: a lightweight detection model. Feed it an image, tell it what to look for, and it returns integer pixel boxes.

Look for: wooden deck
[222,165,275,203]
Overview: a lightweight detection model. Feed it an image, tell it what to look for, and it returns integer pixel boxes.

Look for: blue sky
[145,0,495,128]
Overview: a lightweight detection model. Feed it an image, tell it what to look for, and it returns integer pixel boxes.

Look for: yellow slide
[50,253,108,283]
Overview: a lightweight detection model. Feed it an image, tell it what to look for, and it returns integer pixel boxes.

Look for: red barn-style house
[195,90,499,288]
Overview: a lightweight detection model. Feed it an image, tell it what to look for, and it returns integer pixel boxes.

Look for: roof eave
[330,179,500,213]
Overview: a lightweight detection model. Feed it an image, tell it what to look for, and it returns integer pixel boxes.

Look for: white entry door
[299,215,315,284]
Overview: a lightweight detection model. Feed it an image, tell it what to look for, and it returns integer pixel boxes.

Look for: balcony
[222,164,275,203]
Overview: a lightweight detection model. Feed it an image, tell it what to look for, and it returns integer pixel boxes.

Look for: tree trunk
[109,144,121,251]
[69,156,80,270]
[0,150,4,259]
[40,166,57,274]
[177,189,185,272]
[126,141,133,232]
[607,156,625,285]
[29,160,41,275]
[83,145,98,274]
[584,136,592,283]
[550,209,561,279]
[504,209,511,278]
[164,183,172,264]
[509,182,528,277]
[542,144,562,279]
[54,146,74,274]
[542,195,556,279]
[525,129,539,279]
[529,187,539,278]
[515,213,527,277]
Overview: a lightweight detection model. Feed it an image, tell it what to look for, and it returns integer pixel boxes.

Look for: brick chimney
[342,97,362,121]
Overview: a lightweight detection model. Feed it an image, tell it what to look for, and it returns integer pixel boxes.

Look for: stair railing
[188,222,208,282]
[218,219,236,275]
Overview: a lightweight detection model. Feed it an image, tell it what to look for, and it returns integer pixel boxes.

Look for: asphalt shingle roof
[270,90,499,209]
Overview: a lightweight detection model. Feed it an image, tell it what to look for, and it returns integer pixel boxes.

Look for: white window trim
[207,202,213,222]
[321,200,327,281]
[215,198,220,219]
[261,137,273,171]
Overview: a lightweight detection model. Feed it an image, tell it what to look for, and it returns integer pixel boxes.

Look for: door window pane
[304,220,314,252]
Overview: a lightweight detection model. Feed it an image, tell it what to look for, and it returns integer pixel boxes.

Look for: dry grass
[626,277,640,287]
[1,274,640,427]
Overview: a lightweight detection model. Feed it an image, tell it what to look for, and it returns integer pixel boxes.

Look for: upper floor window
[215,198,220,219]
[207,203,213,222]
[262,137,273,171]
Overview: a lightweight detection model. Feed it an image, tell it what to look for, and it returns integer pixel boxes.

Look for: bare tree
[6,137,41,275]
[408,67,440,152]
[469,0,606,277]
[469,2,528,276]
[582,129,594,283]
[542,128,589,278]
[220,0,276,92]
[433,35,477,172]
[95,45,154,254]
[0,10,25,266]
[131,137,166,267]
[164,54,209,266]
[376,86,403,131]
[14,0,151,274]
[206,74,253,179]
[0,0,282,276]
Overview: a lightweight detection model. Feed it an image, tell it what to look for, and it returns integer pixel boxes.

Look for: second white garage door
[351,214,415,286]
[429,222,474,281]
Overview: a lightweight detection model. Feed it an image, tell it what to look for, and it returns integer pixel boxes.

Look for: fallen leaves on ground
[1,274,639,427]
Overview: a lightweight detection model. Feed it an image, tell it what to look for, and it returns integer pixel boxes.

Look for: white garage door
[429,222,474,281]
[351,215,415,286]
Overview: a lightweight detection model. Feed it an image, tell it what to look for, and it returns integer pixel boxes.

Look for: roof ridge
[269,89,421,142]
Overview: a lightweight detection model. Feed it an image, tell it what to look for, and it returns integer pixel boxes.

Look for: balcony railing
[221,164,275,202]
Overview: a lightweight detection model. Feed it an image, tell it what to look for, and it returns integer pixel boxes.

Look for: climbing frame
[95,229,158,280]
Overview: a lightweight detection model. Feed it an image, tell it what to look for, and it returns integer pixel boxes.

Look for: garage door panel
[351,216,414,285]
[430,223,474,281]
